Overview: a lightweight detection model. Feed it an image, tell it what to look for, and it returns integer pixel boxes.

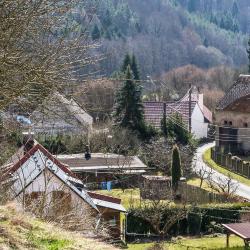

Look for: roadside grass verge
[203,148,250,187]
[127,235,244,249]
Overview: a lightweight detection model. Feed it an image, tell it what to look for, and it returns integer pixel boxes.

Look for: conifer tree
[121,53,131,73]
[131,54,140,80]
[188,0,196,12]
[247,38,250,73]
[171,144,182,191]
[232,1,239,17]
[91,24,101,40]
[113,65,144,133]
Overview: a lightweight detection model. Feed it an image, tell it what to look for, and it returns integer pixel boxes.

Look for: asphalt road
[193,142,250,200]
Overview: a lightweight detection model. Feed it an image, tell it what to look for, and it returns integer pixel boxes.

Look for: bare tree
[133,199,187,239]
[198,163,213,188]
[207,173,239,198]
[0,0,98,112]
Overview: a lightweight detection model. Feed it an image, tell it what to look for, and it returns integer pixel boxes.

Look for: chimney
[22,131,35,154]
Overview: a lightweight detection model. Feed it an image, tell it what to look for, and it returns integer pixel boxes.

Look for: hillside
[0,204,117,250]
[76,0,249,78]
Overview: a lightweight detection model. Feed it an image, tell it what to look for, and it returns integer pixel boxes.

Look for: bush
[127,203,250,239]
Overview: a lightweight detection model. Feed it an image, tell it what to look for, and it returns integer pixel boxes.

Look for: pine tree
[121,53,131,73]
[171,144,182,191]
[131,54,140,80]
[232,1,239,17]
[203,38,209,48]
[113,65,144,133]
[188,0,196,12]
[247,38,250,73]
[91,24,101,40]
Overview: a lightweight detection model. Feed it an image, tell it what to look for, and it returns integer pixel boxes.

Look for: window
[244,123,248,128]
[224,120,228,125]
[229,121,233,126]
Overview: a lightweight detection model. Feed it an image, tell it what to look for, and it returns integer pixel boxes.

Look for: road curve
[193,142,250,200]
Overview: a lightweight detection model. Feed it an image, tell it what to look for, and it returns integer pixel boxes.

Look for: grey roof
[56,153,147,174]
[216,75,250,110]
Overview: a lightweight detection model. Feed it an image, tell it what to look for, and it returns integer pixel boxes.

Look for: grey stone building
[215,75,250,155]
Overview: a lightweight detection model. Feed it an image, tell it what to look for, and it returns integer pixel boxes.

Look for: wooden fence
[178,182,232,204]
[211,148,250,179]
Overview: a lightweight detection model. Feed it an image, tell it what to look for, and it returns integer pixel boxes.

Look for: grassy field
[0,204,117,250]
[127,235,245,250]
[203,148,250,187]
[98,188,141,208]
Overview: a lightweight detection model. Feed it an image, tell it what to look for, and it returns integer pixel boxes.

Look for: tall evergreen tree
[113,65,144,133]
[247,38,250,73]
[91,24,101,40]
[171,144,182,191]
[188,0,196,12]
[231,1,239,17]
[131,54,140,80]
[121,53,131,73]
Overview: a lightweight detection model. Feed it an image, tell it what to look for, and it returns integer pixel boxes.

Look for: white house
[2,139,126,238]
[144,92,212,139]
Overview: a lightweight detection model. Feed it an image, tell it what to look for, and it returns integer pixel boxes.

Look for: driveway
[193,142,250,200]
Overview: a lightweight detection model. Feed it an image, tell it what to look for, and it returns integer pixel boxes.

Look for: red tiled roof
[144,101,196,128]
[87,191,121,204]
[4,143,76,179]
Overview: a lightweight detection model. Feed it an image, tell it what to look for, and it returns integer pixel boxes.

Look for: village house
[2,137,126,239]
[31,92,93,136]
[144,90,212,138]
[55,153,148,188]
[214,74,250,155]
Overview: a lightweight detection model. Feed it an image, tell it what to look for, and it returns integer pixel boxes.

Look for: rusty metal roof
[222,223,250,240]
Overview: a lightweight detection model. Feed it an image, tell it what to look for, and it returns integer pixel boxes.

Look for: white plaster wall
[191,104,208,138]
[15,169,95,218]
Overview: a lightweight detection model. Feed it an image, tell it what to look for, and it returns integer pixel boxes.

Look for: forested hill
[81,0,250,78]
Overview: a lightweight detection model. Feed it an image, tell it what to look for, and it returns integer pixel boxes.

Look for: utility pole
[189,84,192,133]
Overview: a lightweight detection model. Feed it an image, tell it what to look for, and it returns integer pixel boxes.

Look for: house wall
[215,111,250,154]
[191,104,208,138]
[15,169,97,227]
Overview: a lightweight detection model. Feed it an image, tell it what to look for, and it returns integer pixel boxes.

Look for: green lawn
[203,148,250,187]
[97,188,142,208]
[127,235,245,250]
